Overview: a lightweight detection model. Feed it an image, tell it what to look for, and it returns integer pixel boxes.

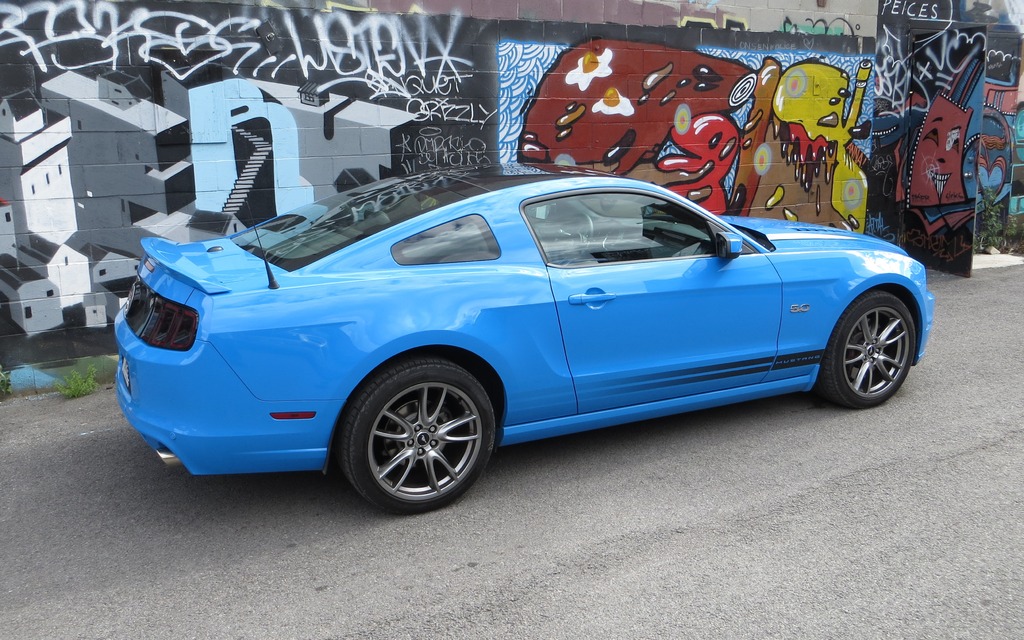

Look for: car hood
[719,216,907,256]
[141,236,271,294]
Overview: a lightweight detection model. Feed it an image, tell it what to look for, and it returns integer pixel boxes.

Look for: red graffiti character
[656,112,740,212]
[908,94,972,206]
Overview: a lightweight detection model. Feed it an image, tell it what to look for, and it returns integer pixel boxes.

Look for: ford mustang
[116,165,934,513]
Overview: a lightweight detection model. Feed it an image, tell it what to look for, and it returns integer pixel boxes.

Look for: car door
[524,191,783,414]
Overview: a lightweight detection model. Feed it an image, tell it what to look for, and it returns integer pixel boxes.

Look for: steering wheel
[557,210,594,242]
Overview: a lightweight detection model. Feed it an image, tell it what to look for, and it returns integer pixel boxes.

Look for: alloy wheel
[367,382,483,501]
[842,306,911,399]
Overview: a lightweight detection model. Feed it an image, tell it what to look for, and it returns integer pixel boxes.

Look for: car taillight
[141,298,198,350]
[125,280,199,351]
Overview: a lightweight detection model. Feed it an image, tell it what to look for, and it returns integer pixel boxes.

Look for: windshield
[232,174,480,271]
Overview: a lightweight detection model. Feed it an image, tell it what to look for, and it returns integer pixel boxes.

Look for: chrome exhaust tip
[156,448,182,467]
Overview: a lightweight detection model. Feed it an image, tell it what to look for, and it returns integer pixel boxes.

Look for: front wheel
[815,291,916,409]
[337,358,495,514]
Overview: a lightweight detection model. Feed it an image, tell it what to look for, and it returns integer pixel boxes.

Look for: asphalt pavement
[2,262,1023,639]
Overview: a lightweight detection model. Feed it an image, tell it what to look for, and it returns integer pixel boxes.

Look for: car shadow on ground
[0,385,892,597]
[14,389,845,541]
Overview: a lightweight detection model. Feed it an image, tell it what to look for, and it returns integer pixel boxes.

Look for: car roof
[415,164,633,196]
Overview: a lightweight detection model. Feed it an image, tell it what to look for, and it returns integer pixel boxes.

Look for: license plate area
[120,355,131,395]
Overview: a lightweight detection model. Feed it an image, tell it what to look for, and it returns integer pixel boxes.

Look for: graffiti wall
[871,0,1024,274]
[983,32,1023,222]
[262,0,881,36]
[502,39,873,230]
[0,1,501,371]
[3,0,1020,378]
[0,1,882,376]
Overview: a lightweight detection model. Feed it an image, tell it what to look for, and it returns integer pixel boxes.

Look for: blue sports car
[116,165,934,513]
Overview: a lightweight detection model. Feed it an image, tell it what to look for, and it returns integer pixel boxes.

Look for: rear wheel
[815,291,916,409]
[337,357,494,514]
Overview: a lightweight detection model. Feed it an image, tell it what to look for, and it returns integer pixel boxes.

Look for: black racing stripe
[589,357,776,393]
[592,364,775,395]
[771,350,824,370]
[666,365,774,386]
[674,356,775,376]
[609,365,774,395]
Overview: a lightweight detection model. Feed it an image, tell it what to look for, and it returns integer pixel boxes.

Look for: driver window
[523,193,714,266]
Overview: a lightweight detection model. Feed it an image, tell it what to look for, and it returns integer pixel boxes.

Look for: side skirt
[499,374,815,446]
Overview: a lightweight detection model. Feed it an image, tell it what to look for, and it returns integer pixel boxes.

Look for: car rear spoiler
[141,237,232,295]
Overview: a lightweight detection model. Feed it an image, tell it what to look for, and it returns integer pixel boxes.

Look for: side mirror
[715,231,744,260]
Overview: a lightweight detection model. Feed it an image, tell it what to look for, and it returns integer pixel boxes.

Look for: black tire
[337,357,495,514]
[815,291,917,409]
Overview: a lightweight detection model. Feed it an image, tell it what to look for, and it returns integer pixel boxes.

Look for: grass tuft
[56,365,98,399]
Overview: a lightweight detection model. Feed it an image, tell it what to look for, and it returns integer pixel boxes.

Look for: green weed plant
[0,364,11,396]
[56,365,98,399]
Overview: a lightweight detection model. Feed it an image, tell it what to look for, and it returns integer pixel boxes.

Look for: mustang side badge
[790,304,811,313]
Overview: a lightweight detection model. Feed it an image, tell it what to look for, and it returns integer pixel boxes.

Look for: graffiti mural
[982,34,1024,222]
[873,0,1024,274]
[501,39,874,230]
[0,1,498,359]
[980,38,1021,225]
[1,3,887,374]
[1015,98,1024,216]
[900,28,986,274]
[779,17,858,36]
[3,0,1021,378]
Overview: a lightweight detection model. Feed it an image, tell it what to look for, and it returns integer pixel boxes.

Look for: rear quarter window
[391,215,500,265]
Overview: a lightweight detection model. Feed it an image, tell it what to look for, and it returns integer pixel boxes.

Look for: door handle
[568,292,616,306]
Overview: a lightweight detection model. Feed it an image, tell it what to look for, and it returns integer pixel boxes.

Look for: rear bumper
[115,313,339,475]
